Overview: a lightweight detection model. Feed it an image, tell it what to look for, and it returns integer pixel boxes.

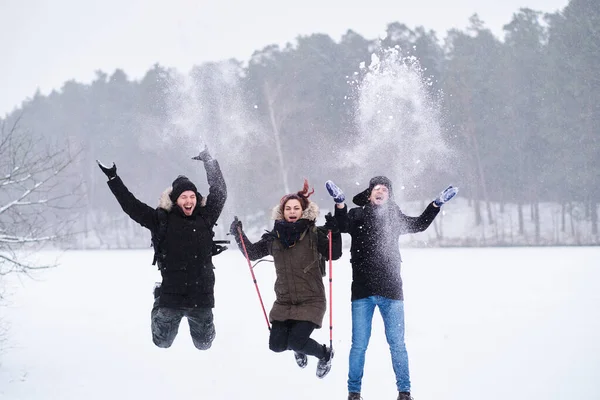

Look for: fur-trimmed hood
[271,200,319,221]
[159,187,207,211]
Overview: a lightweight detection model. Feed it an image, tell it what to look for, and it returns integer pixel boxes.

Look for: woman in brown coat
[230,180,342,379]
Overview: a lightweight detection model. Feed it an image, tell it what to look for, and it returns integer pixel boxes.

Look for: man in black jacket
[97,146,227,350]
[326,177,457,400]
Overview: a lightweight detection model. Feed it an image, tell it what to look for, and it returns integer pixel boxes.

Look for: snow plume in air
[346,45,451,196]
[165,60,258,163]
[160,61,264,225]
[133,60,259,169]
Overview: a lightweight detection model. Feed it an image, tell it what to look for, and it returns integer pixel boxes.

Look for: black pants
[151,298,215,350]
[269,320,326,359]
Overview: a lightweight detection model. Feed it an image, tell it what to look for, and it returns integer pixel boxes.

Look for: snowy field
[1,247,599,400]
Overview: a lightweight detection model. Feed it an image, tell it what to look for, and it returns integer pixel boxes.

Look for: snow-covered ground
[1,247,599,400]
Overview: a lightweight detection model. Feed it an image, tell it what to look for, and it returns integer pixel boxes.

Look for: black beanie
[352,176,394,206]
[169,175,198,203]
[368,176,393,196]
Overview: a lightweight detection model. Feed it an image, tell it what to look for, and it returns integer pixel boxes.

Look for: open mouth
[184,205,193,211]
[288,216,298,221]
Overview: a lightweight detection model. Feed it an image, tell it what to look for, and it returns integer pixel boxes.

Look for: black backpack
[151,208,228,269]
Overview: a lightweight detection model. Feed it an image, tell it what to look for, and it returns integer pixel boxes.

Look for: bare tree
[0,115,81,276]
[0,115,82,355]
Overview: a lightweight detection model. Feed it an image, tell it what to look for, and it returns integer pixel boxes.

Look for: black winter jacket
[107,160,227,308]
[335,201,439,301]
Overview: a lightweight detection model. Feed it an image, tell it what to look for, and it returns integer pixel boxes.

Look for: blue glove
[434,185,459,207]
[325,180,345,204]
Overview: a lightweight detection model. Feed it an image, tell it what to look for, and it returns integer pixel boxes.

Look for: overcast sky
[1,0,569,116]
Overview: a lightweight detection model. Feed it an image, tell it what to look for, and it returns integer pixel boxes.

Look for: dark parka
[335,199,439,301]
[107,160,227,309]
[234,202,342,328]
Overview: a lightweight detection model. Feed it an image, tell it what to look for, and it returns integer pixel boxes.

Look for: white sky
[1,0,568,116]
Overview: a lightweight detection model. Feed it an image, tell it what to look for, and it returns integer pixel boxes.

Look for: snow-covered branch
[0,176,56,215]
[0,234,56,244]
[0,253,55,276]
[0,116,81,276]
[1,172,31,187]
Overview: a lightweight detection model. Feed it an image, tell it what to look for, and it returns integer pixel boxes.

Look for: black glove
[191,145,213,162]
[323,212,338,231]
[96,160,117,180]
[212,243,228,256]
[229,216,242,236]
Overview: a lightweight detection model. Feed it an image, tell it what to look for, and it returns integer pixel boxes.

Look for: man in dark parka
[97,147,227,350]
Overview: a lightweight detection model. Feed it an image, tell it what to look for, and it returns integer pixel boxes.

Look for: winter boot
[316,345,334,378]
[294,351,308,368]
[348,392,362,400]
[397,392,413,400]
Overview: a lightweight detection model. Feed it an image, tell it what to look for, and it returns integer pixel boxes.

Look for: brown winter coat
[234,201,342,328]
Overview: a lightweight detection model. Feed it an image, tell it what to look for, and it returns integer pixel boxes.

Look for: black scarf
[273,219,312,249]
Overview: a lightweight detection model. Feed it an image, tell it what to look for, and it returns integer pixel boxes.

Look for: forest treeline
[1,0,598,247]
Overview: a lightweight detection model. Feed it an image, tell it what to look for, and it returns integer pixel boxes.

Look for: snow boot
[316,345,334,378]
[294,351,308,368]
[397,392,413,400]
[348,392,362,400]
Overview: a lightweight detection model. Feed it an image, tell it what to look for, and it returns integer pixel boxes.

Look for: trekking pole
[328,229,333,350]
[237,226,271,330]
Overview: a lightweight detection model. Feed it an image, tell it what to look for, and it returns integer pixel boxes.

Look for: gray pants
[151,299,216,350]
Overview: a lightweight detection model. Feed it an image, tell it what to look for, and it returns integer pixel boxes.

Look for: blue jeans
[348,296,410,393]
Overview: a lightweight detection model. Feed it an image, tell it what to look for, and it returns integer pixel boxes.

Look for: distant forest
[1,0,598,248]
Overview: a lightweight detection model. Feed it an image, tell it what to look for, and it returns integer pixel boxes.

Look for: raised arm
[229,217,270,261]
[325,180,350,233]
[397,202,440,234]
[398,185,459,234]
[98,160,157,231]
[192,146,227,222]
[333,204,350,233]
